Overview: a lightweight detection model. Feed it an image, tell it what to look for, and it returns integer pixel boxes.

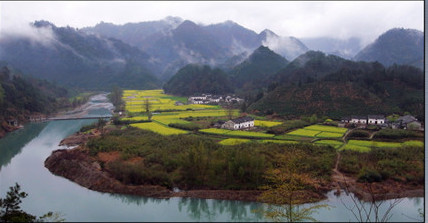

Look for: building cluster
[188,94,244,105]
[340,115,422,130]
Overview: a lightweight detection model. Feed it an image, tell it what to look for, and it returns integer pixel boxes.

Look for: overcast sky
[0,1,423,45]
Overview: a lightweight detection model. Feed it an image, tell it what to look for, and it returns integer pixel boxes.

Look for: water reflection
[0,122,47,170]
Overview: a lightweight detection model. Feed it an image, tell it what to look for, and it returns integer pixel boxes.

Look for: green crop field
[219,138,251,145]
[152,117,191,125]
[402,140,424,147]
[347,140,402,148]
[199,128,232,135]
[304,125,348,134]
[314,140,343,149]
[255,120,282,127]
[316,132,344,138]
[123,89,220,112]
[130,122,188,135]
[199,128,274,138]
[341,144,371,152]
[286,129,321,137]
[225,130,275,138]
[259,139,298,144]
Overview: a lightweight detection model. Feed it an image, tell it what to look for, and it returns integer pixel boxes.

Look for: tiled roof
[231,116,254,124]
[368,115,385,119]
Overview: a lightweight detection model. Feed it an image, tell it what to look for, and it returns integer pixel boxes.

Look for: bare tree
[340,177,403,222]
[143,98,152,121]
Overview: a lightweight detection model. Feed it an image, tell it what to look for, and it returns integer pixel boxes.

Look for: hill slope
[0,21,161,90]
[229,46,288,89]
[354,28,423,70]
[250,53,423,120]
[163,64,233,96]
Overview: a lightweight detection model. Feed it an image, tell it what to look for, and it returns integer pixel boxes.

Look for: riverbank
[45,145,327,203]
[45,128,423,204]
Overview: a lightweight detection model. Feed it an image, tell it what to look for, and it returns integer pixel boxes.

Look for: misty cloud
[262,32,308,61]
[0,22,56,47]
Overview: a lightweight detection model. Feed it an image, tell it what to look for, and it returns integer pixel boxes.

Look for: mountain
[163,64,233,96]
[249,53,423,120]
[300,37,362,59]
[0,21,161,90]
[259,29,309,61]
[83,18,309,81]
[354,28,423,70]
[272,51,348,85]
[82,16,183,50]
[229,46,288,89]
[0,65,70,137]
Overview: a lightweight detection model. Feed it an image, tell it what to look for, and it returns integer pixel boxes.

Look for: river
[0,94,424,222]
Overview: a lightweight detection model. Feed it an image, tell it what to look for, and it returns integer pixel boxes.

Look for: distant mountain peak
[354,27,423,69]
[163,16,183,27]
[259,29,279,39]
[32,20,55,28]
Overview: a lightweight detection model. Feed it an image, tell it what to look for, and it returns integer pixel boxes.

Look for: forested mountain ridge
[354,28,423,70]
[163,64,233,96]
[229,46,288,89]
[249,52,423,120]
[0,65,71,137]
[0,21,161,90]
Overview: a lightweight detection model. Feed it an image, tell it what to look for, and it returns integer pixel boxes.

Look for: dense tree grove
[0,66,73,137]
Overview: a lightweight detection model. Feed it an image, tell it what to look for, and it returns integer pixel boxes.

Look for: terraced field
[314,140,344,149]
[340,139,423,152]
[285,124,347,139]
[254,120,282,127]
[219,138,251,145]
[130,122,188,135]
[199,128,274,138]
[123,89,220,112]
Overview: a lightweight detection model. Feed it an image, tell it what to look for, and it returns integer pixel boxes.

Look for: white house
[350,116,367,124]
[368,115,385,125]
[222,116,255,130]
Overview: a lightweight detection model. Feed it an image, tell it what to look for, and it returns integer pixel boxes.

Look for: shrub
[168,123,200,131]
[357,168,382,183]
[373,129,422,139]
[348,130,370,138]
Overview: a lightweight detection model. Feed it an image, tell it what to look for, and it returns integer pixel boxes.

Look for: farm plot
[199,128,232,135]
[303,125,348,134]
[219,138,251,145]
[255,120,282,127]
[258,140,298,144]
[286,129,321,137]
[123,89,219,112]
[314,140,344,149]
[130,122,188,135]
[347,140,402,148]
[199,128,274,139]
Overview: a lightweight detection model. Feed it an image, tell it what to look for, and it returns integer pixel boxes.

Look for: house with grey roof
[221,116,255,130]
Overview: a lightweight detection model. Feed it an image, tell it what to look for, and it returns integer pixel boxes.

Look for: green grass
[347,140,402,148]
[316,132,344,138]
[341,144,371,152]
[255,120,282,127]
[402,140,424,147]
[219,138,251,145]
[258,140,299,144]
[286,129,321,137]
[304,125,348,134]
[199,128,232,135]
[130,122,188,135]
[314,140,344,149]
[199,128,274,139]
[225,130,275,138]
